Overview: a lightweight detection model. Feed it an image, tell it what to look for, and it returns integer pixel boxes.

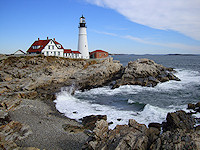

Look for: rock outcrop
[0,55,186,149]
[0,55,122,101]
[83,106,200,150]
[112,58,180,88]
[0,121,33,149]
[0,55,122,149]
[82,115,107,130]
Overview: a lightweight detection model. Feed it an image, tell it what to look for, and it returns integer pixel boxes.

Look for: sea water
[55,55,200,129]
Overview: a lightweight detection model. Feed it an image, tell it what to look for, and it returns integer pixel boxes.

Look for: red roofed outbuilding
[64,49,72,53]
[90,50,109,59]
[71,51,81,58]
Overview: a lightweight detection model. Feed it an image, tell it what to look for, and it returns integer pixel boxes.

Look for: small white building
[64,49,81,59]
[13,49,26,55]
[27,37,81,59]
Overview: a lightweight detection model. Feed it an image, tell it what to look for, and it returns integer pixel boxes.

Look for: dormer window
[57,45,61,48]
[32,45,41,49]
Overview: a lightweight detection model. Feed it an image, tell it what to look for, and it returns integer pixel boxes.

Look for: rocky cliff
[0,55,122,149]
[112,58,180,88]
[0,55,122,99]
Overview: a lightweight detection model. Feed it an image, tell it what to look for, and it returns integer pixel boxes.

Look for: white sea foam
[54,69,200,129]
[127,99,136,104]
[127,99,144,105]
[76,69,200,97]
[55,90,177,129]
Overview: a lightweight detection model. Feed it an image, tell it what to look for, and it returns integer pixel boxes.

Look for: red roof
[54,41,64,49]
[64,49,72,53]
[90,50,108,55]
[27,40,50,53]
[72,51,81,54]
[27,39,64,53]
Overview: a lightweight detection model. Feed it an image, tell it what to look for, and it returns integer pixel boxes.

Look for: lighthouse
[78,15,89,59]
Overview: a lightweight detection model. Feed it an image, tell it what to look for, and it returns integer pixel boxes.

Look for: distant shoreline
[110,53,200,56]
[166,54,199,56]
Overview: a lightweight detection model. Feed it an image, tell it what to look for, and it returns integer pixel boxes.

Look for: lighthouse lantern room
[78,15,89,59]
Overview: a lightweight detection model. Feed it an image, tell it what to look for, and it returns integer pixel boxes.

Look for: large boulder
[150,110,199,150]
[82,115,107,130]
[150,128,200,150]
[112,58,180,88]
[83,109,200,150]
[76,57,123,91]
[83,119,149,150]
[162,110,195,132]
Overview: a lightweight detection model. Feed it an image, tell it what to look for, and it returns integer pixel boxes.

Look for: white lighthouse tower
[78,15,89,59]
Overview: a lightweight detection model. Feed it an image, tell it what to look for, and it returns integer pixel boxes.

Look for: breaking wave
[54,68,200,129]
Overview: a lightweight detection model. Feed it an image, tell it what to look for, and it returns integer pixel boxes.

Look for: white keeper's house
[27,37,81,59]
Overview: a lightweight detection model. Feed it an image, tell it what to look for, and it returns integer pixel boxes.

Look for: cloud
[92,30,118,36]
[94,30,200,52]
[124,35,200,52]
[85,0,200,41]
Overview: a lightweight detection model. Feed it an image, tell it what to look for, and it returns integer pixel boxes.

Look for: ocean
[55,54,200,129]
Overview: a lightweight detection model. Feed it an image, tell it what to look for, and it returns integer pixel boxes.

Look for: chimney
[47,37,49,40]
[53,38,55,41]
[38,38,40,41]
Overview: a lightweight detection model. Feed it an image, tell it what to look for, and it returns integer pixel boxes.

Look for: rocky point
[112,58,180,88]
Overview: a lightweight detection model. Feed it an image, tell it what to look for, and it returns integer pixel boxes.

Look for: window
[52,46,54,49]
[58,52,60,55]
[54,52,56,56]
[46,52,49,56]
[48,46,51,49]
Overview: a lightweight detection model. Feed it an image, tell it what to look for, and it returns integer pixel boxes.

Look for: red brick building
[90,50,109,59]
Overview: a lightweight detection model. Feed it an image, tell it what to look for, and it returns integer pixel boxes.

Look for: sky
[0,0,200,54]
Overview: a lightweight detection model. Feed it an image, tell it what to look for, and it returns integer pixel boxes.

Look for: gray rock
[82,115,107,130]
[150,129,200,150]
[83,119,149,150]
[83,112,200,150]
[112,58,180,88]
[163,110,195,132]
[0,109,10,125]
